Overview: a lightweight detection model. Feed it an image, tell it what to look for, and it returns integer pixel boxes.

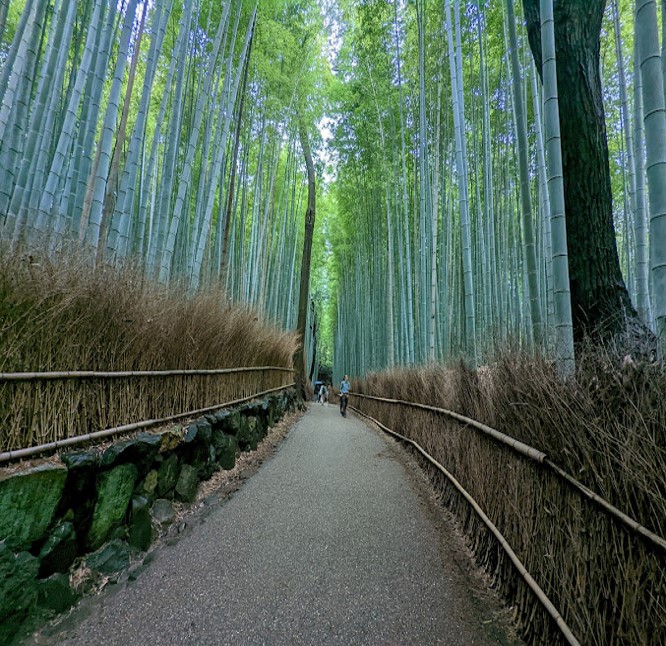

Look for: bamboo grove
[0,0,329,378]
[328,0,666,381]
[1,0,666,383]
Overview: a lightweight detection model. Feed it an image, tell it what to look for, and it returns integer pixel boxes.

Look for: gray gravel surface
[33,405,518,645]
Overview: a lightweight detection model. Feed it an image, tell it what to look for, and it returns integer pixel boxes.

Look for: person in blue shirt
[339,375,350,417]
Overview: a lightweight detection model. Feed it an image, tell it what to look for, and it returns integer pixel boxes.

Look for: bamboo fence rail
[0,367,294,453]
[350,392,666,553]
[0,367,293,381]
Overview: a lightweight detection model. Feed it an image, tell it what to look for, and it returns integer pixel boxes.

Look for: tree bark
[521,0,638,344]
[295,119,316,399]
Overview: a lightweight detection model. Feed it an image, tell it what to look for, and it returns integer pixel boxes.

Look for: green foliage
[0,0,659,376]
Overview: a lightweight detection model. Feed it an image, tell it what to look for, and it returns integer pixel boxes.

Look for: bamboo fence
[0,367,294,453]
[350,392,666,646]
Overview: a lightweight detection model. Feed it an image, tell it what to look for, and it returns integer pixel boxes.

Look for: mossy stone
[0,544,39,642]
[156,454,180,497]
[197,419,212,442]
[37,573,78,614]
[141,469,158,496]
[0,464,67,550]
[225,410,243,435]
[238,416,259,451]
[128,496,153,552]
[184,423,199,443]
[255,415,267,439]
[86,539,132,574]
[212,431,237,470]
[38,521,77,577]
[101,433,161,470]
[175,464,199,503]
[87,464,137,551]
[212,410,231,429]
[151,499,175,525]
[159,427,183,452]
[61,450,99,470]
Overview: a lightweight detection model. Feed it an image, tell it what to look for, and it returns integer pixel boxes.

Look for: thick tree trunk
[295,119,316,399]
[522,0,639,344]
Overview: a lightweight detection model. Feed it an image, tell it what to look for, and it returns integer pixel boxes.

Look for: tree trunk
[295,118,316,399]
[393,0,415,364]
[506,0,543,347]
[99,0,148,261]
[521,0,639,344]
[416,0,431,363]
[0,0,9,50]
[446,0,477,361]
[633,35,651,326]
[612,0,638,306]
[83,0,138,252]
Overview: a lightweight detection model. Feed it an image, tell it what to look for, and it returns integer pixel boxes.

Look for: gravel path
[34,404,518,645]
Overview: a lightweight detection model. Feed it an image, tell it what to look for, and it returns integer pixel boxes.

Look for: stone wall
[0,389,299,643]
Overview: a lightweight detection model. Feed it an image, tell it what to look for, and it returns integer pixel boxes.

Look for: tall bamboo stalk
[636,0,666,348]
[540,0,574,375]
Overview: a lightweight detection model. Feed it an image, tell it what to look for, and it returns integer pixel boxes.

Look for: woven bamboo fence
[0,367,294,453]
[351,392,666,646]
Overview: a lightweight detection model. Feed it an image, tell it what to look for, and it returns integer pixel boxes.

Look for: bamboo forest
[2,2,666,645]
[1,0,665,378]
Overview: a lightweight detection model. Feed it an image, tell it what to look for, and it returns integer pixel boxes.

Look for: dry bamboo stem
[350,393,546,461]
[0,383,295,464]
[544,458,666,552]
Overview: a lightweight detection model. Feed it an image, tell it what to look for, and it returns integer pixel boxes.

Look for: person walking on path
[319,384,328,405]
[339,374,350,417]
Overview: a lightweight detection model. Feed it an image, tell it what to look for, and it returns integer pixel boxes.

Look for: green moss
[0,544,39,642]
[0,464,67,550]
[87,464,137,551]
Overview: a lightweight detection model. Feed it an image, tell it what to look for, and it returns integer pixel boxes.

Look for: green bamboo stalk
[636,0,666,348]
[540,0,574,376]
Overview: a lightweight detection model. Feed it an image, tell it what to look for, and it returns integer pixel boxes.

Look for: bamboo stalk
[0,383,295,464]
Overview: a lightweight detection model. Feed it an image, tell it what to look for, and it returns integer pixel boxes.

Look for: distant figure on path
[339,374,350,417]
[319,384,328,405]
